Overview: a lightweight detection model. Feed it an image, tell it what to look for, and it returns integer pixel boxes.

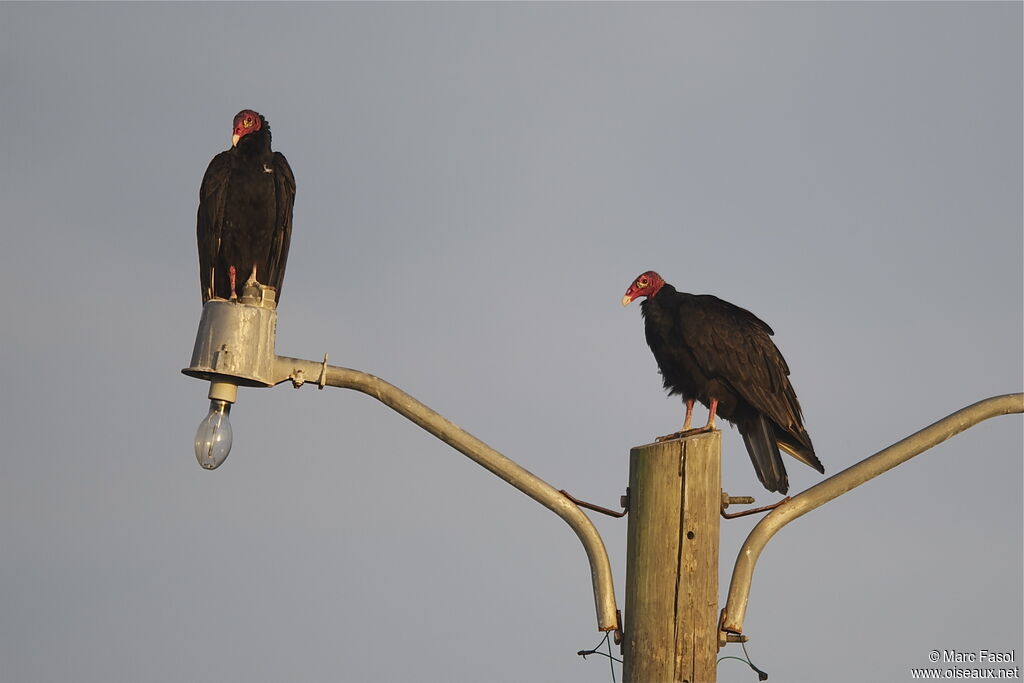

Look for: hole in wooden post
[686,530,695,539]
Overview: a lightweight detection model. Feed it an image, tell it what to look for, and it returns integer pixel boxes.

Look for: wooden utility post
[623,431,721,683]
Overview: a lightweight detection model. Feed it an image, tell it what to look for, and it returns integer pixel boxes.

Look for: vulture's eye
[639,278,648,287]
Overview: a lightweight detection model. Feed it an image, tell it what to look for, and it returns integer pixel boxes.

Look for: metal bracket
[560,489,628,518]
[718,630,749,647]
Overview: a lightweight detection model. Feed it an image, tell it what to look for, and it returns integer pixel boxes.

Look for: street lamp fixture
[183,284,279,470]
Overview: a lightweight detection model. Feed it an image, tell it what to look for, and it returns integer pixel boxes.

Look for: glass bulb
[195,399,233,470]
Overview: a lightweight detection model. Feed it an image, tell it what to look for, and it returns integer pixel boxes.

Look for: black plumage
[197,110,295,303]
[622,270,823,494]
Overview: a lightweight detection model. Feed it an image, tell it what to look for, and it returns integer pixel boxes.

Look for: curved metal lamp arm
[182,301,619,634]
[274,355,621,635]
[720,393,1024,637]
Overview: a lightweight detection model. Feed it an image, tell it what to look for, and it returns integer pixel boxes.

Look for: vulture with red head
[622,270,823,494]
[197,109,295,303]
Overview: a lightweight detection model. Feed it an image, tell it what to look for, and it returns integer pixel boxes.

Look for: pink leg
[682,399,695,431]
[229,266,238,300]
[705,398,719,430]
[655,399,700,442]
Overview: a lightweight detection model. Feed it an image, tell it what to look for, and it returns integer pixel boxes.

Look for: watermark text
[912,650,1019,679]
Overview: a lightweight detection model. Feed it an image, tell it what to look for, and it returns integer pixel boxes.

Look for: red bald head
[621,270,666,306]
[231,110,264,147]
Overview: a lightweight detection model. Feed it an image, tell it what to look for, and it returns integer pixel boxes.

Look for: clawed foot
[655,425,718,443]
[657,398,720,442]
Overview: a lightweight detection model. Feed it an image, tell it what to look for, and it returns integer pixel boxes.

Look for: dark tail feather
[777,430,825,474]
[740,414,789,494]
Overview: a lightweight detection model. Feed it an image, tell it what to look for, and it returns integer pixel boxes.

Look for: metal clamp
[318,353,329,390]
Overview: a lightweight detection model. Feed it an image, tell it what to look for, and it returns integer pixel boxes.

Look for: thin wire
[577,631,622,683]
[605,630,616,683]
[741,640,769,680]
[719,656,753,666]
[717,641,769,681]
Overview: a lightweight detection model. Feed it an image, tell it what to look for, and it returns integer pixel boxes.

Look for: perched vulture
[622,270,823,494]
[197,109,295,303]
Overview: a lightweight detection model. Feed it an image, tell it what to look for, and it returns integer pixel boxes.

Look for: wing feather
[268,151,295,296]
[197,151,233,302]
[676,295,805,438]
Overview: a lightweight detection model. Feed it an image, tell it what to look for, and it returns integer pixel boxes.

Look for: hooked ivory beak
[621,294,634,307]
[232,134,241,147]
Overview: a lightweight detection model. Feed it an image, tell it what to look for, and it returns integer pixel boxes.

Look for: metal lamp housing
[182,294,279,388]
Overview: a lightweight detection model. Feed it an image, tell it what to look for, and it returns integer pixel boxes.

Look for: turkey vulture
[197,109,295,304]
[622,270,823,494]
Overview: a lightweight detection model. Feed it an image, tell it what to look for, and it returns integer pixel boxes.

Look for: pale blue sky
[1,3,1020,682]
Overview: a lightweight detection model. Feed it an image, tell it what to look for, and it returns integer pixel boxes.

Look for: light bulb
[195,399,233,470]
